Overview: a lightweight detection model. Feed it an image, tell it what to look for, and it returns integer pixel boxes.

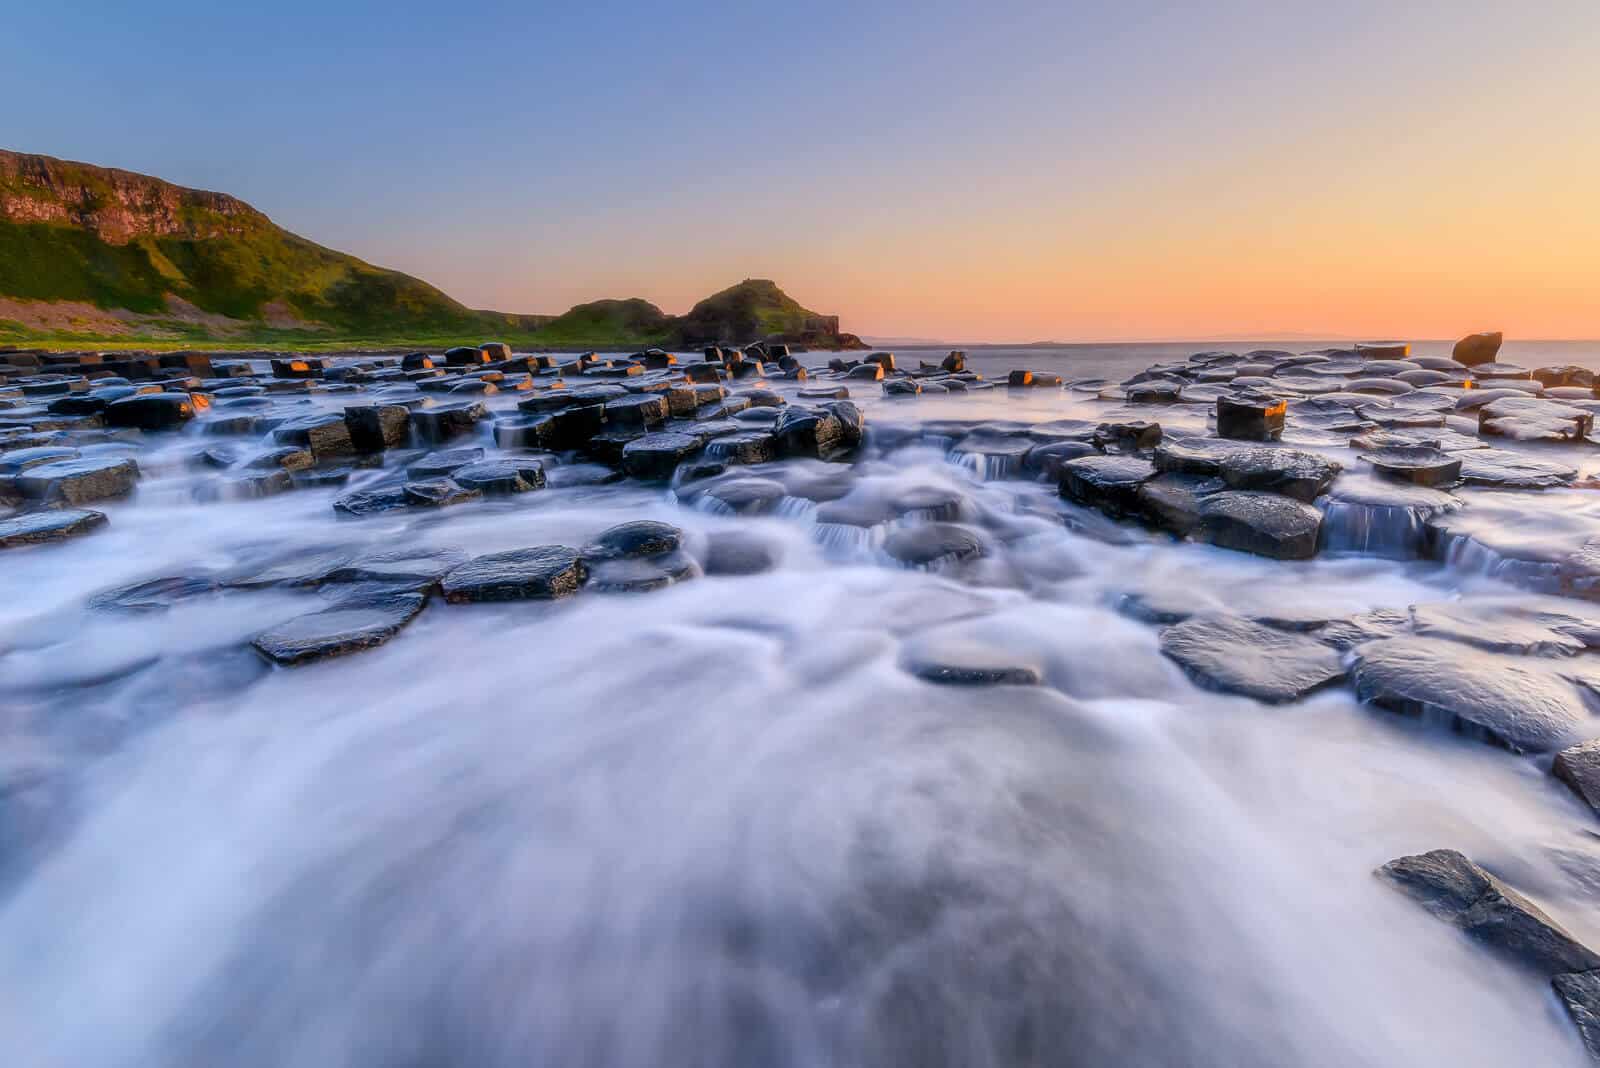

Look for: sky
[6,1,1600,342]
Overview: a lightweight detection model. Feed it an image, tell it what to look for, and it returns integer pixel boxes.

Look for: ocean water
[1,341,1599,1066]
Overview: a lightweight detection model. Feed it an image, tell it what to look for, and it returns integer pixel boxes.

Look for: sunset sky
[9,1,1599,341]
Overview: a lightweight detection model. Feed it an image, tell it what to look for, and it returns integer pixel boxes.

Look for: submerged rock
[1456,448,1577,489]
[900,635,1042,686]
[697,529,780,575]
[1159,614,1345,702]
[882,522,986,568]
[89,575,219,613]
[587,551,701,592]
[1196,491,1322,560]
[252,593,427,666]
[441,546,588,602]
[1377,849,1600,975]
[1351,637,1593,751]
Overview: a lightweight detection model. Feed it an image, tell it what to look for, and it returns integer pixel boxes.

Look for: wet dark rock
[103,391,202,430]
[1452,332,1503,367]
[406,448,485,479]
[604,393,670,427]
[332,485,411,517]
[1554,740,1600,816]
[901,641,1042,686]
[322,548,469,591]
[1551,972,1600,1061]
[1125,380,1183,404]
[0,445,79,474]
[1196,491,1322,560]
[1093,420,1162,454]
[0,508,107,549]
[1058,455,1156,518]
[698,529,780,575]
[882,522,986,568]
[444,346,490,367]
[1007,370,1062,387]
[773,407,844,458]
[694,476,787,514]
[245,446,313,471]
[1376,849,1600,975]
[1136,473,1226,535]
[343,404,410,452]
[13,456,139,505]
[1021,440,1098,480]
[1217,447,1340,502]
[1216,392,1285,440]
[252,592,426,666]
[1361,445,1463,487]
[441,545,588,602]
[823,400,864,447]
[402,478,481,507]
[1534,366,1596,389]
[411,401,488,443]
[1456,448,1576,489]
[272,412,354,456]
[1160,614,1345,702]
[450,459,546,493]
[587,550,701,592]
[622,432,702,479]
[587,520,684,560]
[706,430,778,465]
[1351,637,1592,752]
[845,363,884,381]
[883,379,922,397]
[941,351,966,373]
[1151,437,1254,475]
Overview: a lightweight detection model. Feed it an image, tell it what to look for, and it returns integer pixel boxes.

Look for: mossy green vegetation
[0,151,859,350]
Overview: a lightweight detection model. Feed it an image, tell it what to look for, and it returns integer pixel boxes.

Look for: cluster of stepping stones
[7,333,1600,1052]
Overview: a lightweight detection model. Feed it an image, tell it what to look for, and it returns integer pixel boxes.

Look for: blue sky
[7,1,1600,339]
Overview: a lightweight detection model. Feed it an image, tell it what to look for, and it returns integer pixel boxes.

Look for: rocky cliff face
[0,150,262,244]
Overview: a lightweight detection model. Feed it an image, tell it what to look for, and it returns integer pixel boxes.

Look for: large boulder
[1452,332,1503,367]
[1377,849,1600,975]
[441,546,588,602]
[1351,636,1592,751]
[1195,491,1322,559]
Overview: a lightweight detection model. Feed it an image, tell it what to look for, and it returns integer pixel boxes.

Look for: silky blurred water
[2,340,1599,1066]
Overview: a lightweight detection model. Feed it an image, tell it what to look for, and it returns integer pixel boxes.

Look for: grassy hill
[0,150,861,350]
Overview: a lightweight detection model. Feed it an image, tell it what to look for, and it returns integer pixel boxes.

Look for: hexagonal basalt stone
[13,456,139,505]
[441,545,588,602]
[1195,491,1322,560]
[0,508,108,550]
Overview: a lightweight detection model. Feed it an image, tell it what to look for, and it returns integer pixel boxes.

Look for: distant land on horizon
[0,148,865,352]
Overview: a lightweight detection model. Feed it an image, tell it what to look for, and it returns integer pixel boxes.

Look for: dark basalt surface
[1196,491,1323,560]
[1158,614,1345,703]
[441,546,589,602]
[1350,637,1593,752]
[1377,849,1600,975]
[251,592,427,665]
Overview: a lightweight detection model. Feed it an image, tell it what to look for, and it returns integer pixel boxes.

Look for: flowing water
[4,340,1600,1066]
